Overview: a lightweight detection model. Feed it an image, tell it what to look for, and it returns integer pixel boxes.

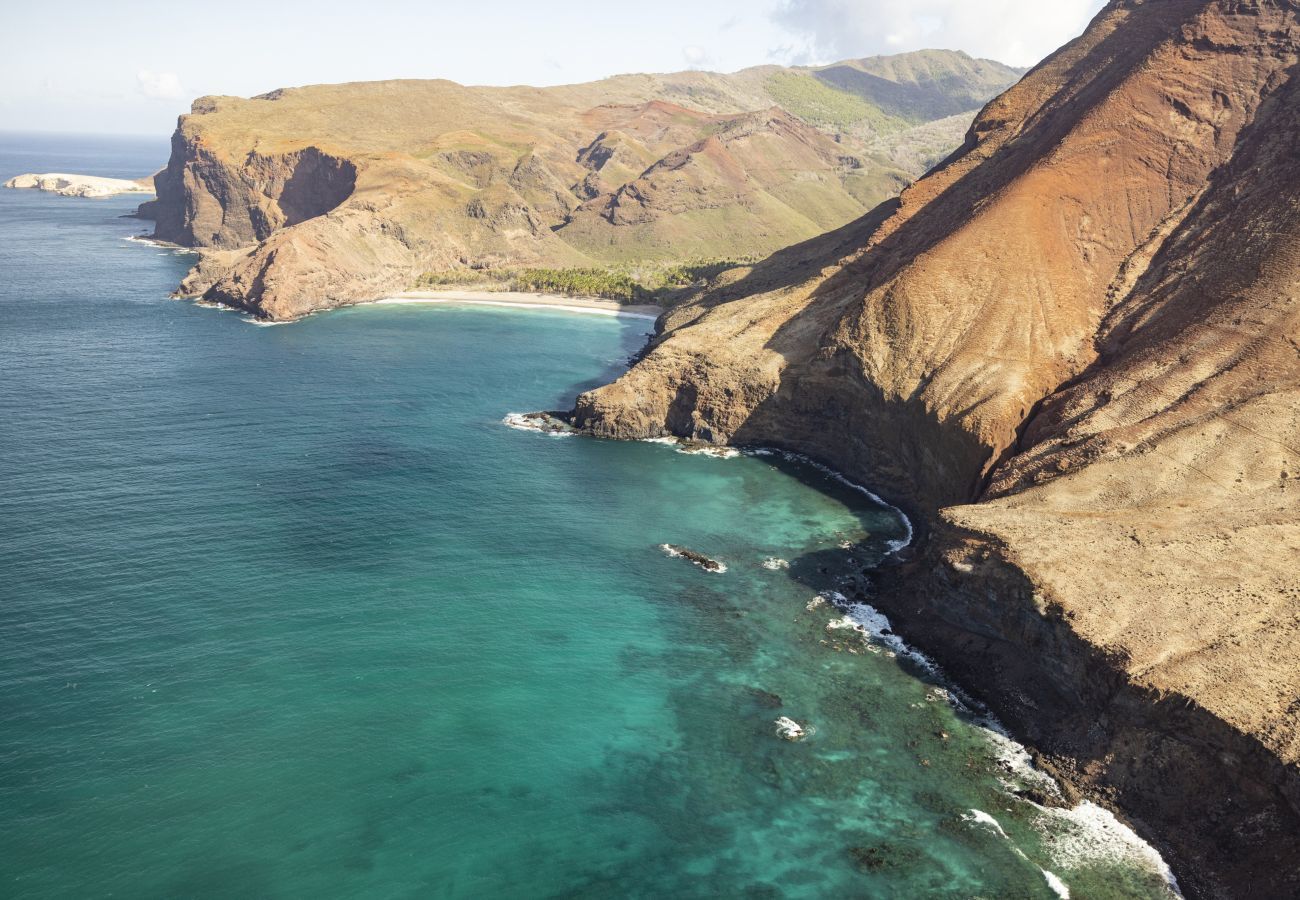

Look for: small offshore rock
[659,544,726,573]
[503,411,577,435]
[774,716,808,741]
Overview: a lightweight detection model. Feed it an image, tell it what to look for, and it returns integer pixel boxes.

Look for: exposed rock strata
[140,52,1022,320]
[148,138,355,248]
[571,2,1300,895]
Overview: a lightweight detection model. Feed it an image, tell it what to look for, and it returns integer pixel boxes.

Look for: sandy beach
[376,290,662,320]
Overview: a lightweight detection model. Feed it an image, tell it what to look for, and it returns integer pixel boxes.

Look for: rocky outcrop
[149,127,356,249]
[5,173,154,198]
[139,52,1022,320]
[571,2,1300,895]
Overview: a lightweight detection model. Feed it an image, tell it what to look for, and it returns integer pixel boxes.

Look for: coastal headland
[106,5,1300,895]
[128,50,1023,321]
[566,1,1300,896]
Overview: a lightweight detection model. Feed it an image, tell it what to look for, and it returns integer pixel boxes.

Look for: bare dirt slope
[571,2,1300,895]
[138,52,1021,320]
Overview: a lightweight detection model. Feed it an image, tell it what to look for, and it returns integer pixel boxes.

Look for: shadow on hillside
[645,1,1215,516]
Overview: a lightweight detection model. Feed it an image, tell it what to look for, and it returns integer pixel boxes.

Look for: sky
[0,0,1106,136]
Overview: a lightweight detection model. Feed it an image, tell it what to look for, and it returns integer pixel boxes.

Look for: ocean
[0,132,1178,898]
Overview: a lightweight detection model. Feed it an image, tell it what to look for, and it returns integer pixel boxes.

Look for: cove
[0,133,1177,899]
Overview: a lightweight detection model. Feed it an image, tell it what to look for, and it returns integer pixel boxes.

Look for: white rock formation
[4,173,154,198]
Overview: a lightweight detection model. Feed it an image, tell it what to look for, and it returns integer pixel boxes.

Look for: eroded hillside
[139,51,1022,320]
[571,2,1300,896]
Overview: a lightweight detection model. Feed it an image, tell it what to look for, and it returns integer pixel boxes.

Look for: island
[4,173,154,198]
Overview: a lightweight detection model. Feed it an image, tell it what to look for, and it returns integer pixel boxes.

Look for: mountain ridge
[568,2,1300,896]
[136,50,1023,320]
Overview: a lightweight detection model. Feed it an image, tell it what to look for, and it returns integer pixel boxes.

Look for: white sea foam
[971,729,1180,895]
[742,449,914,554]
[978,720,1064,799]
[1041,868,1071,899]
[816,590,1179,894]
[963,809,1010,840]
[502,413,576,438]
[1034,801,1182,896]
[821,591,937,675]
[774,716,810,741]
[762,558,790,571]
[640,436,741,458]
[685,446,742,459]
[123,234,194,256]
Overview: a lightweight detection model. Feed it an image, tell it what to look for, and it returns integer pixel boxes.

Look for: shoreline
[655,445,1183,896]
[377,291,662,321]
[505,415,1183,895]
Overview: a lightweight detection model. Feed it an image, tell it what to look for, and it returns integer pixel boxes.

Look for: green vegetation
[511,268,645,302]
[764,71,899,133]
[413,259,753,306]
[414,270,494,288]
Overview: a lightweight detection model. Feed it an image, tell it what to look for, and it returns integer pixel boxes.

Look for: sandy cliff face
[140,53,1021,320]
[573,2,1300,895]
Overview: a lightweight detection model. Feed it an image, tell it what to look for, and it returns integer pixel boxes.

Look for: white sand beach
[376,290,661,320]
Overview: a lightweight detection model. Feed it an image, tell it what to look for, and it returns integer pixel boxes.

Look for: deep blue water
[0,133,1178,898]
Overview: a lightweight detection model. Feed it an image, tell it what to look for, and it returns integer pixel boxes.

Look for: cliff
[138,52,1023,320]
[571,1,1300,896]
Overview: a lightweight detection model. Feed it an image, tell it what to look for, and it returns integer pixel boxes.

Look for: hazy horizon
[2,0,1104,136]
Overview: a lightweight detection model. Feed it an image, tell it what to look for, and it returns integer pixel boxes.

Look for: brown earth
[137,51,1022,320]
[570,2,1300,896]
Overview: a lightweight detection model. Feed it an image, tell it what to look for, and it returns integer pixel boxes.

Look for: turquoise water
[0,134,1178,898]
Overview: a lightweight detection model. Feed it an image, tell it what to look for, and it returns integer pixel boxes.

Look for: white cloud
[682,45,712,68]
[136,69,185,100]
[772,0,1106,67]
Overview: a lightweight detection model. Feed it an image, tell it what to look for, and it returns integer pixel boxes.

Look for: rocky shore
[566,2,1300,896]
[106,2,1300,893]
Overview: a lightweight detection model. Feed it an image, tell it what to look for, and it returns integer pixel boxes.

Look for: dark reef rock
[660,544,726,573]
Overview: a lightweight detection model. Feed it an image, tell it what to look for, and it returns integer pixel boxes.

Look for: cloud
[682,45,712,68]
[136,69,185,100]
[772,0,1106,67]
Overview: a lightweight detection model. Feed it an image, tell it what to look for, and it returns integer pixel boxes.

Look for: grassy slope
[171,51,1023,311]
